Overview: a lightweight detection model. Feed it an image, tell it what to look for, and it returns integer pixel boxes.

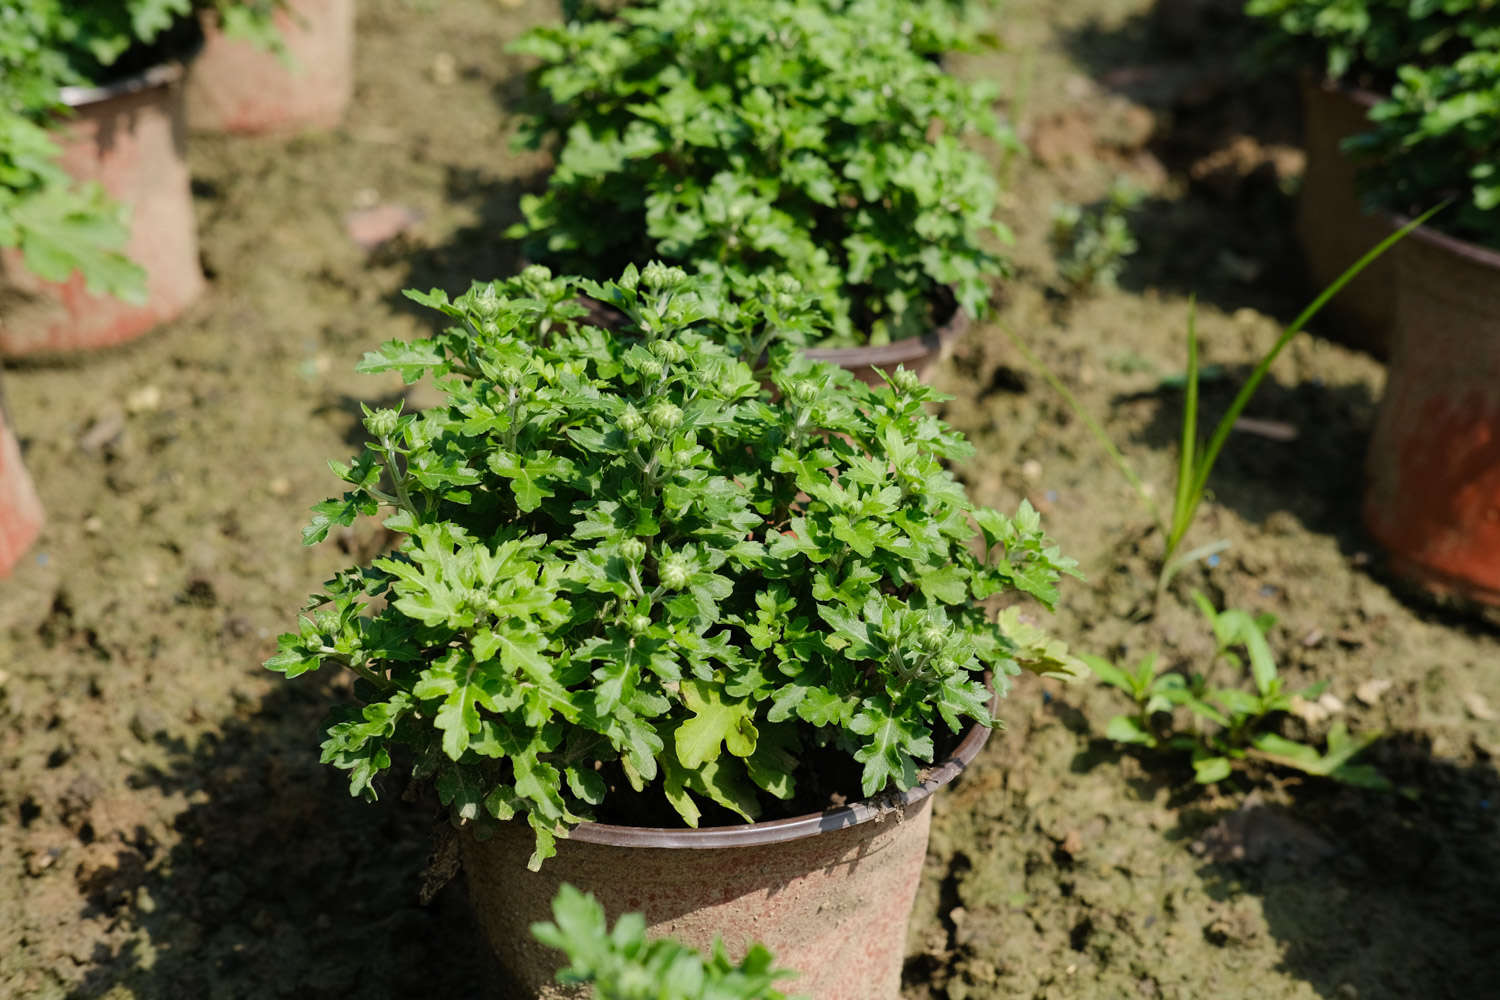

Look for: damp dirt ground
[2,1,1497,998]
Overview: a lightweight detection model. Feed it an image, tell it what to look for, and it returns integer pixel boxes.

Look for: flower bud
[473,283,501,319]
[786,380,818,406]
[774,274,801,295]
[619,405,645,434]
[636,358,664,380]
[521,264,552,284]
[364,408,400,440]
[618,266,640,294]
[619,537,647,563]
[659,553,692,590]
[628,613,653,635]
[918,625,947,653]
[649,339,686,364]
[642,261,670,290]
[891,368,921,394]
[498,365,523,386]
[648,401,683,431]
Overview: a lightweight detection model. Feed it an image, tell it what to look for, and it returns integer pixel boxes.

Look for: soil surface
[3,1,1497,998]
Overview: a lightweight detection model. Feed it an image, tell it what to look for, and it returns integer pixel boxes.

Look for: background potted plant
[507,0,1015,382]
[185,0,356,134]
[0,0,279,356]
[1244,0,1496,354]
[266,262,1078,996]
[0,377,45,578]
[1350,49,1500,609]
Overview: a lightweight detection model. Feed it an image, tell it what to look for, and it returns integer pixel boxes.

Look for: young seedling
[534,884,800,1000]
[1085,592,1389,789]
[1049,183,1143,294]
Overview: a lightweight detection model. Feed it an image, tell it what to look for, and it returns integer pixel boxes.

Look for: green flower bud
[473,283,501,319]
[628,613,653,635]
[636,358,665,380]
[659,553,692,590]
[618,266,640,294]
[364,408,400,440]
[619,405,645,434]
[648,401,683,431]
[649,339,686,364]
[918,625,947,653]
[619,537,647,563]
[774,291,798,312]
[498,365,523,386]
[774,274,801,295]
[521,264,552,284]
[641,260,670,290]
[891,368,921,394]
[786,380,818,406]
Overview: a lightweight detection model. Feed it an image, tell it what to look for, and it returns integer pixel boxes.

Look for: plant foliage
[266,263,1079,868]
[534,884,800,1000]
[1244,0,1500,85]
[1348,48,1500,245]
[509,0,1014,347]
[1084,592,1389,788]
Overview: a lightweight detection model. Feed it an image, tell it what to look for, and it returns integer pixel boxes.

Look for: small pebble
[125,385,162,414]
[1021,459,1043,482]
[83,517,103,535]
[268,477,292,498]
[431,52,458,85]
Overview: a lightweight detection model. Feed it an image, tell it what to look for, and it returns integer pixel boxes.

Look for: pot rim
[568,686,997,849]
[60,60,185,108]
[1393,215,1500,271]
[801,295,971,369]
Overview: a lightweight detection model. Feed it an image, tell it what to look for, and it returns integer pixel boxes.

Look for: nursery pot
[0,63,204,358]
[802,300,970,386]
[186,0,356,134]
[0,383,44,577]
[1295,75,1394,357]
[461,715,994,999]
[1363,221,1500,607]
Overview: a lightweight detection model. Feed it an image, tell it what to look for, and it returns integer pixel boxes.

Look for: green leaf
[674,679,759,770]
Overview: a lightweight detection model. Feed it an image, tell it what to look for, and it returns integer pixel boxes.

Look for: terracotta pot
[1295,75,1395,358]
[461,715,993,999]
[0,63,204,358]
[1363,222,1500,607]
[802,300,970,385]
[0,386,44,577]
[186,0,355,133]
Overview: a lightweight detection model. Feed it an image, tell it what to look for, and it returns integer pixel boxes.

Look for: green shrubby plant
[1085,592,1388,788]
[0,0,281,297]
[1348,49,1500,245]
[509,0,1014,347]
[1244,0,1500,85]
[266,263,1078,868]
[535,884,799,1000]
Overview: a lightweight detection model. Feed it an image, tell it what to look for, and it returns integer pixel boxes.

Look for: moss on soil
[2,1,1496,998]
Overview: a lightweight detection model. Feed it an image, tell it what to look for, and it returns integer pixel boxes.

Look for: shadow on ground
[1054,3,1326,325]
[1117,365,1379,541]
[64,681,496,1000]
[1185,736,1500,999]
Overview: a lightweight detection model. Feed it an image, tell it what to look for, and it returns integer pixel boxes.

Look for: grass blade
[1166,300,1200,562]
[1183,203,1446,515]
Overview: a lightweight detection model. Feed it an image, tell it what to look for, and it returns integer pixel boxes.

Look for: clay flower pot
[801,298,970,386]
[1295,75,1395,358]
[1363,221,1500,608]
[186,0,355,133]
[0,63,205,358]
[0,389,44,577]
[462,715,993,999]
